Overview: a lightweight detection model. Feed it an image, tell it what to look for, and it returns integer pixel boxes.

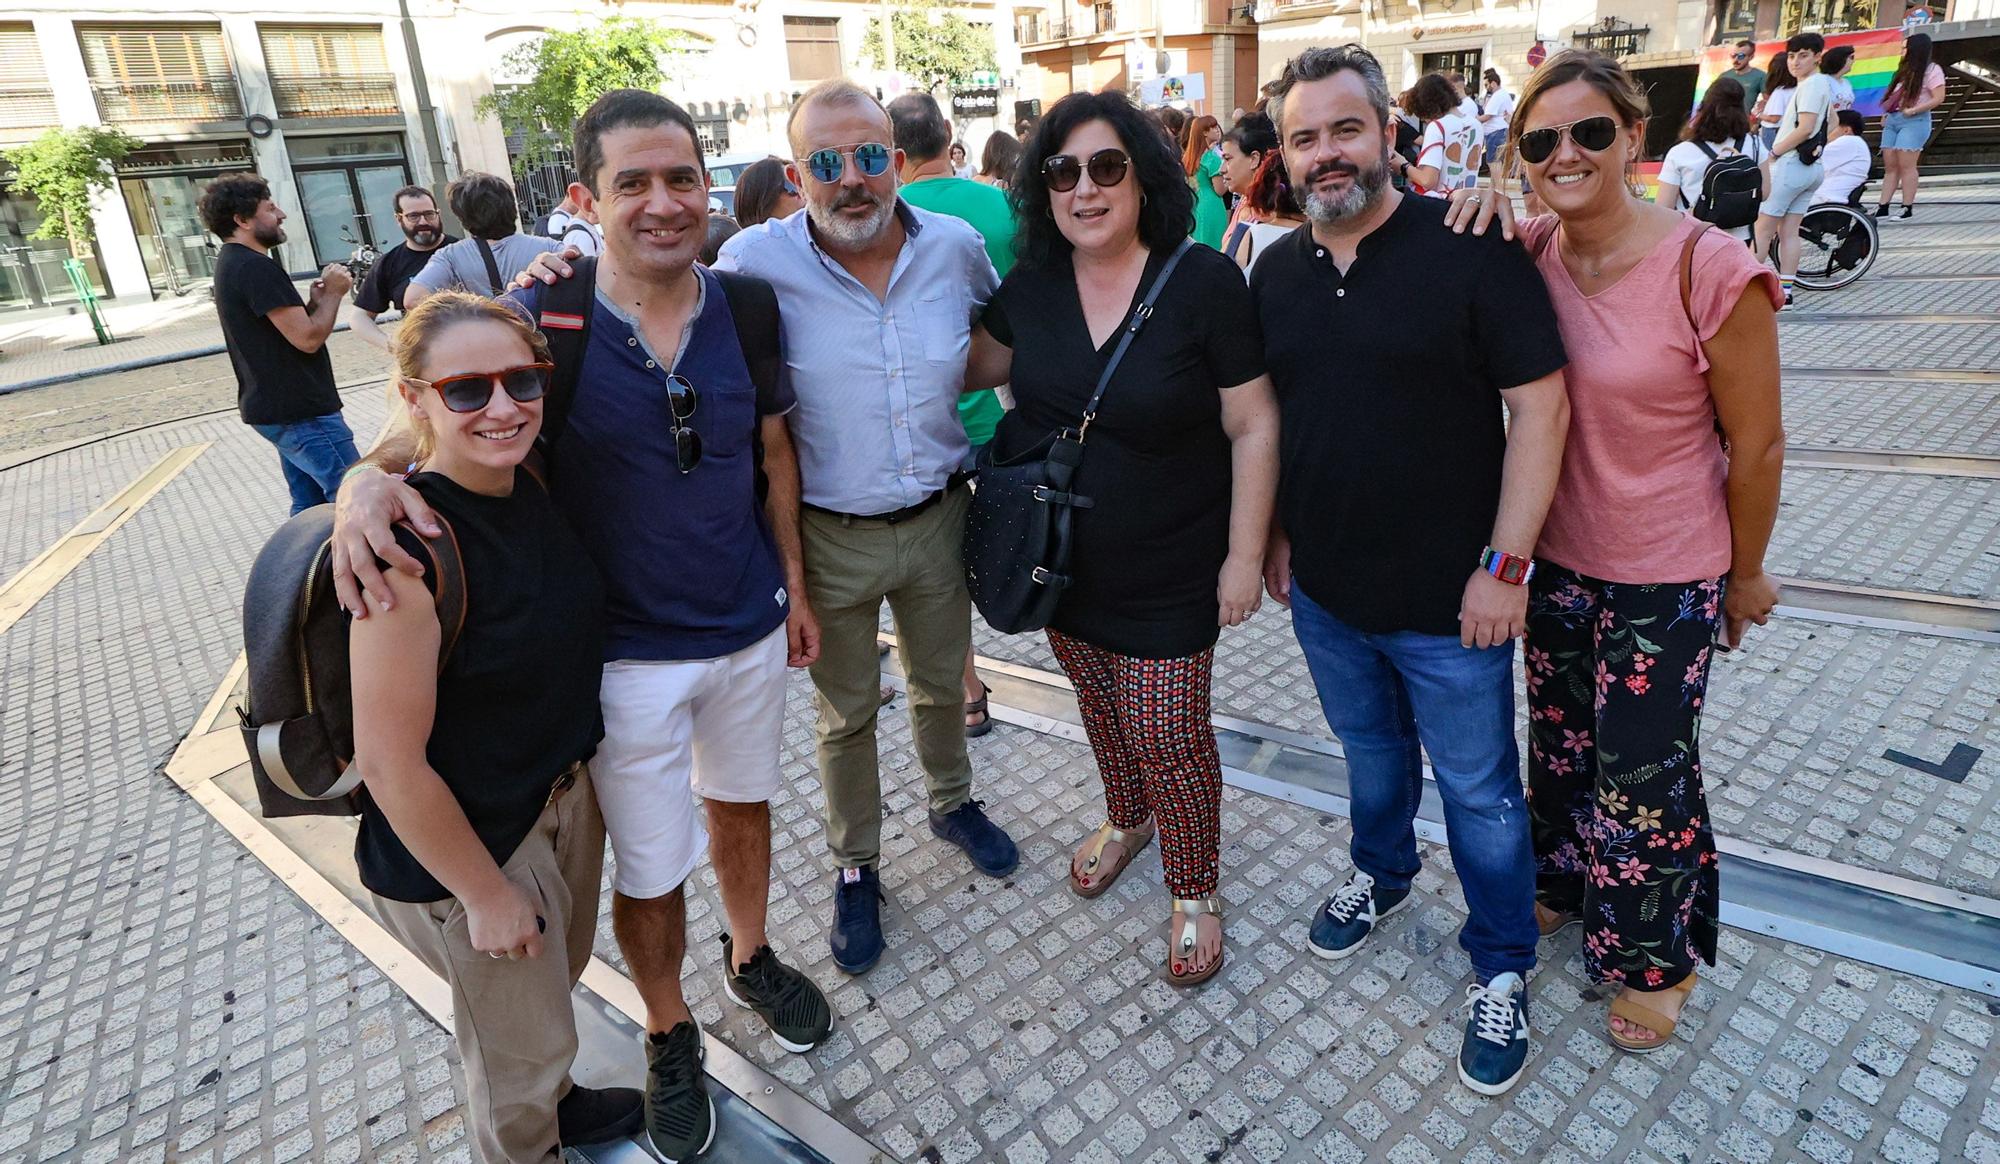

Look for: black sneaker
[721,933,834,1053]
[929,799,1019,876]
[557,1083,643,1146]
[1899,206,1914,219]
[1873,203,1890,218]
[831,865,886,974]
[640,1022,714,1163]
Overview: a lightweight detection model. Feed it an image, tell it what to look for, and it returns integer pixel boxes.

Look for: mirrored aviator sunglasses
[426,363,552,413]
[1516,116,1620,166]
[805,142,892,183]
[1041,148,1131,193]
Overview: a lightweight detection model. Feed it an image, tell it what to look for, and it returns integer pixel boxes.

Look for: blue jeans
[1290,581,1537,980]
[251,413,359,516]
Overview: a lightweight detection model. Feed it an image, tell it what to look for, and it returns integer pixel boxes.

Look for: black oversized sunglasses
[665,372,702,473]
[1041,148,1131,193]
[1516,116,1620,166]
[408,363,551,413]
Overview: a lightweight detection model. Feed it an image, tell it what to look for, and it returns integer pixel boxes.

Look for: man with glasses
[350,185,457,352]
[1253,45,1569,1097]
[714,79,1018,978]
[333,89,832,1162]
[1728,40,1768,111]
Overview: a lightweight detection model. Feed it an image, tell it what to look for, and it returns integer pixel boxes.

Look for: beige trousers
[370,763,606,1164]
[801,484,975,868]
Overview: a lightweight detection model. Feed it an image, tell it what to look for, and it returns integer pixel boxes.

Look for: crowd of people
[196,38,1797,1162]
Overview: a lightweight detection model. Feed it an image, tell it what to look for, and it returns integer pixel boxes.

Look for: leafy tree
[862,0,998,89]
[476,17,695,168]
[2,126,142,258]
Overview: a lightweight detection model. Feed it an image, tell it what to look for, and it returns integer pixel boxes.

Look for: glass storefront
[116,140,255,297]
[0,182,108,313]
[288,133,410,266]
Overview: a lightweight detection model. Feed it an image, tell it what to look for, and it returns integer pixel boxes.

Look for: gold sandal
[1070,820,1153,898]
[1608,972,1697,1053]
[1165,897,1225,987]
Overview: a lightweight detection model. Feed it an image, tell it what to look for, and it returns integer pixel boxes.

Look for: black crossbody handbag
[963,239,1192,634]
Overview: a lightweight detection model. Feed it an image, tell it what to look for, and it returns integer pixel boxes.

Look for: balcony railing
[271,73,401,119]
[1572,19,1650,58]
[91,75,243,123]
[0,86,60,133]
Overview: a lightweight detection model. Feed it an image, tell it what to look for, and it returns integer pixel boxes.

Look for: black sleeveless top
[356,467,606,903]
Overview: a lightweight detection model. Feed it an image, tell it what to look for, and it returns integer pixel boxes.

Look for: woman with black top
[351,291,627,1163]
[966,90,1280,987]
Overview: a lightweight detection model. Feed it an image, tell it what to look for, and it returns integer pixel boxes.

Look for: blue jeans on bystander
[1290,580,1537,982]
[251,413,359,516]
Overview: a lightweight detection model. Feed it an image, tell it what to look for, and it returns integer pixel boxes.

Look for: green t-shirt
[900,176,1018,447]
[1732,66,1767,110]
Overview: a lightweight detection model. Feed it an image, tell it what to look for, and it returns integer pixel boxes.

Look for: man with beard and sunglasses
[350,185,457,352]
[712,79,1019,978]
[199,172,356,515]
[1251,45,1570,1098]
[333,89,833,1163]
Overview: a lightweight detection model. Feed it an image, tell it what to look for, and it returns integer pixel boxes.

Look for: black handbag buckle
[1029,566,1070,588]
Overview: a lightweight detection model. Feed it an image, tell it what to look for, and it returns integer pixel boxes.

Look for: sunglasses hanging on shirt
[665,372,702,474]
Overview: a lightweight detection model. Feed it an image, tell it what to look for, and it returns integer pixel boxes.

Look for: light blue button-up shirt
[715,200,999,514]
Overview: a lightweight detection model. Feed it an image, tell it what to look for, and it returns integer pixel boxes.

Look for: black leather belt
[804,472,972,525]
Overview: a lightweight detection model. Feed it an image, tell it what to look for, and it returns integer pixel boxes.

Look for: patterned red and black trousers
[1047,629,1223,898]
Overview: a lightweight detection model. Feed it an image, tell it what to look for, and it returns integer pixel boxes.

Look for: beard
[402,223,441,248]
[252,220,285,248]
[1300,149,1391,225]
[807,187,896,249]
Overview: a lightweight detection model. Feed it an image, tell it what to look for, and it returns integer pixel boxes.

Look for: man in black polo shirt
[350,184,456,352]
[199,172,355,515]
[1251,45,1570,1098]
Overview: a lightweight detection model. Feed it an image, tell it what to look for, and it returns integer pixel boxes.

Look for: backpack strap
[560,220,597,251]
[391,516,469,671]
[713,268,782,503]
[535,256,598,450]
[1694,140,1720,162]
[475,237,504,296]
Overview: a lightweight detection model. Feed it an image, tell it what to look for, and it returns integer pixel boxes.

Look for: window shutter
[0,25,59,132]
[77,24,242,121]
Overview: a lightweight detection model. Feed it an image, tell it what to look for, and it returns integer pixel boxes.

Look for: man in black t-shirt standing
[350,184,456,352]
[199,173,355,514]
[1251,46,1570,1099]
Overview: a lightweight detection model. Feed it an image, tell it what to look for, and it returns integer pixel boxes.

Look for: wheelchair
[1774,186,1877,292]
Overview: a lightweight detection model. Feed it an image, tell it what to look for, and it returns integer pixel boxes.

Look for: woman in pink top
[1505,52,1784,1054]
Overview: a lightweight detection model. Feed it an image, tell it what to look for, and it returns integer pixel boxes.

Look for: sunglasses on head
[803,143,892,184]
[1516,116,1620,166]
[665,373,702,473]
[1041,148,1131,193]
[411,363,552,414]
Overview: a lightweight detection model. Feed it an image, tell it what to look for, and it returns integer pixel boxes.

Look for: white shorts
[593,624,788,899]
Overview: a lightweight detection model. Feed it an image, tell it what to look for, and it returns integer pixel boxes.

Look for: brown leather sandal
[1608,972,1697,1053]
[1165,897,1225,987]
[1535,902,1580,938]
[1069,819,1153,898]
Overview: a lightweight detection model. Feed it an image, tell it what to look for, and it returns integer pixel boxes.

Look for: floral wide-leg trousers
[1525,562,1723,991]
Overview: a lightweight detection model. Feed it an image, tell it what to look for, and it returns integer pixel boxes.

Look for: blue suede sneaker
[1307,870,1410,960]
[1458,972,1531,1096]
[830,865,885,974]
[929,799,1019,877]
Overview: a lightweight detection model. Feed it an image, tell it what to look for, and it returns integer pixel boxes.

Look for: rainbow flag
[1695,27,1905,118]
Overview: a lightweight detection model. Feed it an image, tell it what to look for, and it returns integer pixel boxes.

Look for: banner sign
[951,88,1000,119]
[1694,27,1903,118]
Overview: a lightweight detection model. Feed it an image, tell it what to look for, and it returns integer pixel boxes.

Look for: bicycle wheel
[1792,203,1875,291]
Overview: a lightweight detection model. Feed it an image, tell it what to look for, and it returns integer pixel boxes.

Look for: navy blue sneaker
[1307,870,1410,960]
[929,799,1019,877]
[830,865,885,974]
[1458,972,1531,1096]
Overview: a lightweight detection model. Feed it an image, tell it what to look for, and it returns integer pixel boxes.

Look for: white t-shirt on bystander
[1657,134,1763,240]
[1481,89,1516,135]
[1813,134,1871,205]
[1417,113,1482,197]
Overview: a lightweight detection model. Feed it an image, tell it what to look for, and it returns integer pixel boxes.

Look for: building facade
[0,0,1023,312]
[1014,0,1263,121]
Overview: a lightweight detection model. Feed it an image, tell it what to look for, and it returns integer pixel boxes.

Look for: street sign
[952,88,1000,119]
[1527,41,1548,67]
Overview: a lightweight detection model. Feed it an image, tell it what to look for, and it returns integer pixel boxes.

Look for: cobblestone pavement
[3,183,1999,1163]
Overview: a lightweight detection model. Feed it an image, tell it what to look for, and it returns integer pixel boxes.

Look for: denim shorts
[1881,110,1932,151]
[1761,154,1826,219]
